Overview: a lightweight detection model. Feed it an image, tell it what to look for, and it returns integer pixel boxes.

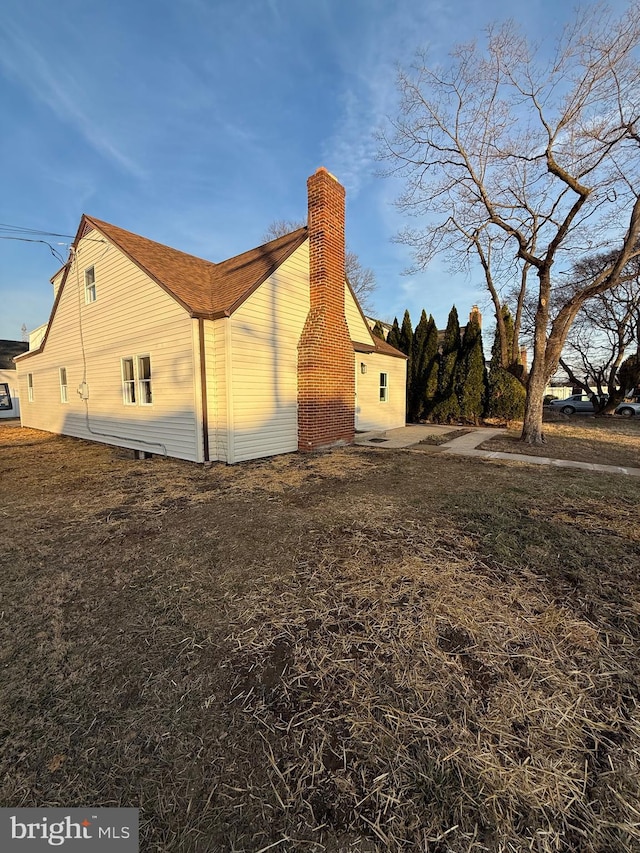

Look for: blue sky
[0,0,617,341]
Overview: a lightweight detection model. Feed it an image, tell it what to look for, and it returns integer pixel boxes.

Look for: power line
[0,223,75,238]
[0,235,66,264]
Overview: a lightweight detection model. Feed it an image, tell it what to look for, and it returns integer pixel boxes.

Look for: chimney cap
[314,166,340,183]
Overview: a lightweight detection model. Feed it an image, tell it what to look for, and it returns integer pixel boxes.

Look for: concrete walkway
[353,423,456,449]
[354,425,640,477]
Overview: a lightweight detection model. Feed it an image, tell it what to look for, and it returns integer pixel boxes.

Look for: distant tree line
[378,306,525,424]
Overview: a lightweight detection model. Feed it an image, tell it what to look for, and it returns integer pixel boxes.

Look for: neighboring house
[0,340,28,419]
[15,168,407,463]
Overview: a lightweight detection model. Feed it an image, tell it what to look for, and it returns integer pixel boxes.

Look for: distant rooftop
[0,340,28,370]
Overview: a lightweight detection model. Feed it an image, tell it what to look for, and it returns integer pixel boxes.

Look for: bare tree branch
[380,3,640,443]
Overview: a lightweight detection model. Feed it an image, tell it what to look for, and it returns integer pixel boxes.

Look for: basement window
[379,372,388,402]
[84,266,96,303]
[59,367,68,403]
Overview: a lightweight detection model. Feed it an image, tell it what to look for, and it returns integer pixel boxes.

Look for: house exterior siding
[343,283,371,342]
[355,354,407,431]
[16,228,202,462]
[202,318,228,463]
[225,242,311,463]
[344,280,407,431]
[15,170,408,464]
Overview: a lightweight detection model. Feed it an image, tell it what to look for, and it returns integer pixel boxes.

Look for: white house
[15,168,407,463]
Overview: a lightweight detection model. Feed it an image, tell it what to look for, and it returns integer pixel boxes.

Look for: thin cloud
[321,0,451,197]
[0,19,145,179]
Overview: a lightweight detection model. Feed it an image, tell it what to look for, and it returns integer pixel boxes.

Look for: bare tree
[263,220,377,312]
[558,252,640,411]
[381,3,640,443]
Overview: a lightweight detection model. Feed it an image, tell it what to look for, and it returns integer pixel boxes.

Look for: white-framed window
[27,373,34,402]
[121,355,152,406]
[122,357,136,404]
[84,266,96,303]
[59,367,68,403]
[137,355,152,405]
[379,372,388,402]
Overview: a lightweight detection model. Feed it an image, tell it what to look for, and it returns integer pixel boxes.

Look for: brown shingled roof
[83,216,308,318]
[353,337,407,359]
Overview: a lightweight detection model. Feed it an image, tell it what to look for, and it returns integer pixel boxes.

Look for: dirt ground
[1,421,639,852]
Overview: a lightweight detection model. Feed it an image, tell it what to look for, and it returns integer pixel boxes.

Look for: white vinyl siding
[222,241,311,463]
[344,282,373,343]
[355,353,406,431]
[16,226,201,462]
[203,318,229,463]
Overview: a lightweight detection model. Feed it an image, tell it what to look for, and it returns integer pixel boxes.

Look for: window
[0,383,12,410]
[138,355,152,405]
[121,355,152,405]
[379,372,388,402]
[59,367,68,403]
[27,373,34,402]
[84,266,96,303]
[122,358,136,404]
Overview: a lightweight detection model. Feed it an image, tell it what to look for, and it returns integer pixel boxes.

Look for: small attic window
[85,266,96,303]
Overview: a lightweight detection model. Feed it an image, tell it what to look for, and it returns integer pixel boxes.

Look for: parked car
[548,394,598,414]
[614,401,640,417]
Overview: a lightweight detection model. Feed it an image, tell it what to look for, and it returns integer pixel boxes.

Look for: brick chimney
[297,168,355,451]
[469,305,482,328]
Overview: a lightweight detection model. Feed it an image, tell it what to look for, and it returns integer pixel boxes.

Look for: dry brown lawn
[1,421,639,852]
[479,414,640,468]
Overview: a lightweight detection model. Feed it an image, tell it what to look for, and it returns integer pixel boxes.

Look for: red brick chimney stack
[297,168,355,451]
[469,305,482,328]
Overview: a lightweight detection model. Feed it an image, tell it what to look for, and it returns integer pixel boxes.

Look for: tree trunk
[521,269,551,445]
[521,360,547,444]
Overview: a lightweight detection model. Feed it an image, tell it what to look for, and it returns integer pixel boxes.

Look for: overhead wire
[0,223,74,238]
[0,235,66,264]
[0,221,108,267]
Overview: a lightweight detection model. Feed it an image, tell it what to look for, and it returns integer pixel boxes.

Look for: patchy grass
[1,422,639,852]
[417,427,473,446]
[478,416,640,468]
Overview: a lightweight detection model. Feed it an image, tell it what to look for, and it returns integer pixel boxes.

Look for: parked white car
[548,394,598,414]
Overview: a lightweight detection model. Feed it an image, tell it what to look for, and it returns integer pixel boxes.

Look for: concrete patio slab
[353,424,458,449]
